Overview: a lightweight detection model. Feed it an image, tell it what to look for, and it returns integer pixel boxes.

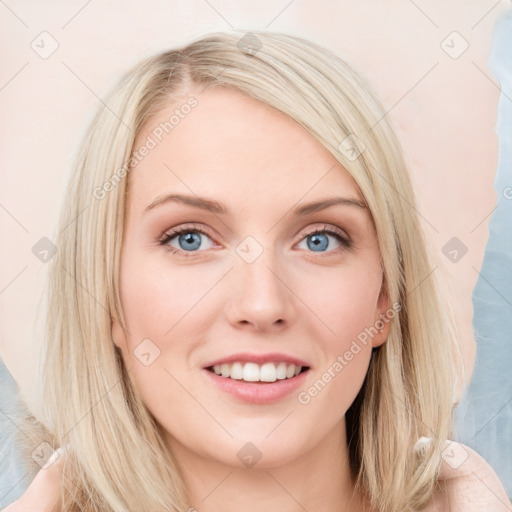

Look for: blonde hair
[13,29,462,511]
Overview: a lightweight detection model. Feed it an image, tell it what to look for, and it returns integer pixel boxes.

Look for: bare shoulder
[423,440,511,511]
[2,452,64,512]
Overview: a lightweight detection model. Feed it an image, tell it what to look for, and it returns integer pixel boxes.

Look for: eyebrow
[143,193,368,216]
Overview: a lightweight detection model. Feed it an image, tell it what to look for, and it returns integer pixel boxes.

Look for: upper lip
[203,352,311,369]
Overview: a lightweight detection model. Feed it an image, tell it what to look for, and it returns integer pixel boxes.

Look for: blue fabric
[453,6,512,498]
[0,358,32,507]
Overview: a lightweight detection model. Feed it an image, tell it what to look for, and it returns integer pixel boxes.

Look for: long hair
[12,29,463,511]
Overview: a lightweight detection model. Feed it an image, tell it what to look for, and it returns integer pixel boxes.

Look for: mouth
[202,355,311,404]
[205,361,310,384]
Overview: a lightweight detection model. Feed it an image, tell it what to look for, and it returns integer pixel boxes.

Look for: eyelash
[158,223,351,258]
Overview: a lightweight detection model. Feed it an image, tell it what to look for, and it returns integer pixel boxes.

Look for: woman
[4,29,510,511]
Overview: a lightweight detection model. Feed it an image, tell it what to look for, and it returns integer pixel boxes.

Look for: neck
[167,419,367,512]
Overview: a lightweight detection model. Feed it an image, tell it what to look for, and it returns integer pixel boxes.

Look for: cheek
[303,261,383,344]
[296,283,377,422]
[290,263,381,413]
[119,253,219,344]
[116,254,220,419]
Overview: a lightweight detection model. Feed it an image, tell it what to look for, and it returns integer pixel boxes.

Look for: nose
[224,244,296,333]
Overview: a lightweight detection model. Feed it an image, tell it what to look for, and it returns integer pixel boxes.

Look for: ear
[371,282,392,348]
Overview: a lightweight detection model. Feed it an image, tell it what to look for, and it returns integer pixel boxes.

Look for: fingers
[11,449,64,512]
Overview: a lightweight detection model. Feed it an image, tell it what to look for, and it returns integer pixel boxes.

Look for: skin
[113,87,390,511]
[6,88,510,511]
[3,454,63,511]
[6,442,509,511]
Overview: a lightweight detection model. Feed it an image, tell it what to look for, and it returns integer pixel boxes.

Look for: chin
[198,429,315,470]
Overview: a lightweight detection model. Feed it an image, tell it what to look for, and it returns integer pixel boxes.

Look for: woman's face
[112,87,391,469]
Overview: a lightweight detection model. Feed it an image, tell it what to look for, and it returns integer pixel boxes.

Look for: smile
[207,361,309,382]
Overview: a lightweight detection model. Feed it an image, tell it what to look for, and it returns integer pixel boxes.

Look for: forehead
[127,87,365,214]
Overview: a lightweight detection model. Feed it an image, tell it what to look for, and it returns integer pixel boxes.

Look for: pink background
[0,0,507,408]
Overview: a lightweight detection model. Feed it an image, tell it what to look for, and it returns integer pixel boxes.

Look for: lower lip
[203,368,309,404]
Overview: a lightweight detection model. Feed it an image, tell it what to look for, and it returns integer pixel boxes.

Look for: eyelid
[299,224,351,243]
[158,223,215,243]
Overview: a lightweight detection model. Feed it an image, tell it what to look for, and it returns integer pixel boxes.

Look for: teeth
[231,362,243,380]
[243,362,260,382]
[276,362,287,379]
[260,362,277,382]
[209,362,305,382]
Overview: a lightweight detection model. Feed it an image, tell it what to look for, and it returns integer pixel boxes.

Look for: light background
[453,6,512,498]
[0,0,510,504]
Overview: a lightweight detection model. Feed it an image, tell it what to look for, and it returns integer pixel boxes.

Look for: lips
[202,352,311,403]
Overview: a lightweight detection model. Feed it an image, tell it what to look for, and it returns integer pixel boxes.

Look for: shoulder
[423,440,511,511]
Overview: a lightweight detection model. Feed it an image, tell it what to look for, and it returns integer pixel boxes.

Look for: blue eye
[159,225,214,256]
[159,224,350,257]
[297,226,351,253]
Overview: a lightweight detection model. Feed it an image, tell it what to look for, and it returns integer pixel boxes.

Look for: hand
[2,450,64,512]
